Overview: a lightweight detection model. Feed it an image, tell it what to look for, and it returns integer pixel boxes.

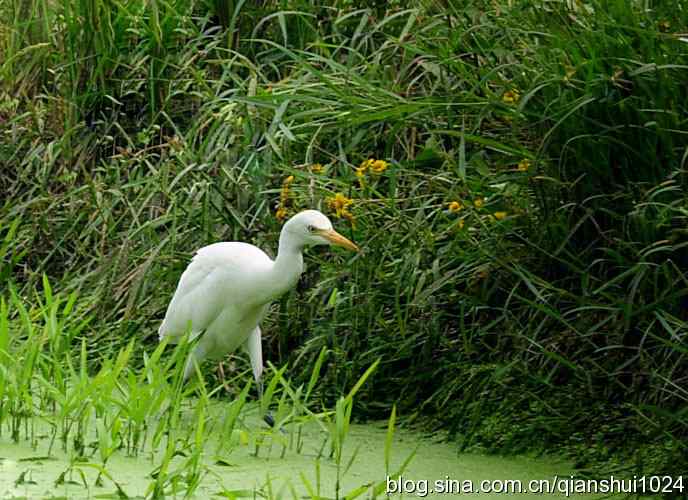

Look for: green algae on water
[0,401,631,499]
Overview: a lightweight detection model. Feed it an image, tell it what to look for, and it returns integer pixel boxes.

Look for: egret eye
[307,225,316,233]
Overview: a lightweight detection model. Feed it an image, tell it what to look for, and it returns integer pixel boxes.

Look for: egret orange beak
[318,229,359,252]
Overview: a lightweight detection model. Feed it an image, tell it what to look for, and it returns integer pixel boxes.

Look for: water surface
[0,403,631,499]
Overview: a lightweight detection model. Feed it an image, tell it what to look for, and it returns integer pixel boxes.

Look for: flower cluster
[448,201,463,213]
[447,195,510,227]
[447,200,465,229]
[502,89,520,104]
[517,159,530,172]
[356,158,389,187]
[275,175,295,221]
[327,193,355,225]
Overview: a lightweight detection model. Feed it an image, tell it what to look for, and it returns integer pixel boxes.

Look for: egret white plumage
[158,209,358,424]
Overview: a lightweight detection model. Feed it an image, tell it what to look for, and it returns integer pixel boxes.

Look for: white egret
[158,209,358,424]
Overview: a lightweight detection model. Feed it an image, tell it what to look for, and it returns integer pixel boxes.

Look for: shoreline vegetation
[1,0,686,497]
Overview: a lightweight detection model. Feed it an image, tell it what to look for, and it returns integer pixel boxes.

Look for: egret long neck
[268,233,304,300]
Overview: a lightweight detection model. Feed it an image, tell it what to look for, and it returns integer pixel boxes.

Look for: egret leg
[245,327,275,428]
[258,379,275,427]
[256,377,264,400]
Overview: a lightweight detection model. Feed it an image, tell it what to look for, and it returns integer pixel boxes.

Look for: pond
[0,402,630,499]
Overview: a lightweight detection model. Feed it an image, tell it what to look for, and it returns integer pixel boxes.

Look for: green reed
[2,0,687,486]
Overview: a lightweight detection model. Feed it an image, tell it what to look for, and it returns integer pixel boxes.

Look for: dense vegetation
[2,0,687,489]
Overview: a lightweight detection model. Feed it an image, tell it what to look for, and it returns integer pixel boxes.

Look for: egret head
[283,210,359,251]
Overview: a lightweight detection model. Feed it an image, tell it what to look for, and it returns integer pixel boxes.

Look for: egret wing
[158,242,272,343]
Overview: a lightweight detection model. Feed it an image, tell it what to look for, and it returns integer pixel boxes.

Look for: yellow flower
[356,159,373,176]
[280,175,294,205]
[517,159,530,172]
[311,163,324,174]
[275,207,287,221]
[473,197,484,208]
[355,160,372,188]
[448,201,463,213]
[494,211,507,220]
[458,218,465,229]
[327,193,354,219]
[502,89,520,104]
[564,65,576,81]
[371,159,388,174]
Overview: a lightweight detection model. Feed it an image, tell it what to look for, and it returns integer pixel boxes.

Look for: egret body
[158,210,358,412]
